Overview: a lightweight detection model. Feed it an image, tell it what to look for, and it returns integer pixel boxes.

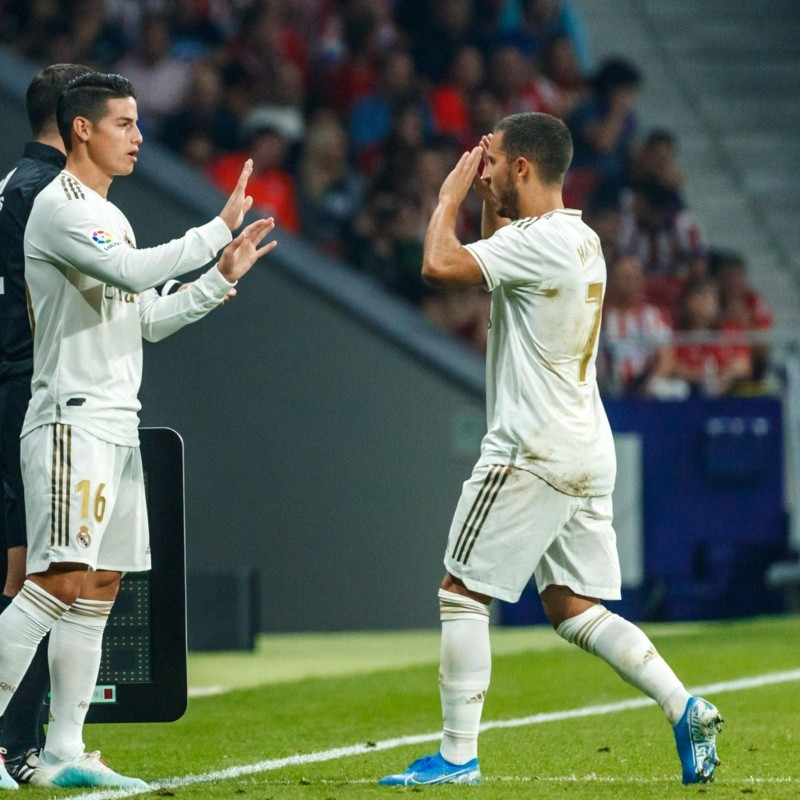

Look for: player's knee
[541,584,600,630]
[438,588,490,623]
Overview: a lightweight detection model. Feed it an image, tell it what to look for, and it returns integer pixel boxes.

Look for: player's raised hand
[439,147,483,207]
[472,134,494,204]
[218,159,255,232]
[217,217,277,283]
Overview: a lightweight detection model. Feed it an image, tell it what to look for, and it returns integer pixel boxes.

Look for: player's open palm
[439,147,483,207]
[217,218,277,283]
[218,158,255,232]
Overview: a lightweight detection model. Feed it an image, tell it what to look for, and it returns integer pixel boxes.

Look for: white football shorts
[21,423,151,575]
[444,464,621,603]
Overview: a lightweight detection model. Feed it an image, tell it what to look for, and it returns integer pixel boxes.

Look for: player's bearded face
[496,165,520,220]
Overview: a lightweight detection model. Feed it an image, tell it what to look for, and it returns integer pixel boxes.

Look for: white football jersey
[464,209,616,497]
[23,170,234,446]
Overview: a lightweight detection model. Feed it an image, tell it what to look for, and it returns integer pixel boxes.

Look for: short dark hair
[26,64,92,139]
[494,112,573,185]
[56,72,137,151]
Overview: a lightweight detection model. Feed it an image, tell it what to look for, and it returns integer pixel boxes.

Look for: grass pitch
[28,615,800,799]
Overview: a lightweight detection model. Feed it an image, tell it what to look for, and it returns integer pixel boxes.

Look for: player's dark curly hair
[56,72,137,151]
[494,112,573,186]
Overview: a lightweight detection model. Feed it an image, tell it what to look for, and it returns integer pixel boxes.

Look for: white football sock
[0,581,68,716]
[438,589,491,765]
[557,605,690,725]
[43,598,113,764]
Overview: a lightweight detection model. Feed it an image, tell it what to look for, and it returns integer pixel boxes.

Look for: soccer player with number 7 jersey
[0,71,276,790]
[379,113,723,787]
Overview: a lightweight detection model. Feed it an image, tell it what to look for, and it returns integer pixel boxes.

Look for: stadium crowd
[0,0,773,396]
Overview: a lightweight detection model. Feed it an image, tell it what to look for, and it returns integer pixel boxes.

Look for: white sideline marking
[186,685,227,698]
[62,667,800,800]
[262,775,800,785]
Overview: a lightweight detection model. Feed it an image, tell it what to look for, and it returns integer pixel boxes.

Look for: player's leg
[380,466,568,786]
[0,380,51,780]
[31,441,149,790]
[0,425,95,789]
[537,494,722,784]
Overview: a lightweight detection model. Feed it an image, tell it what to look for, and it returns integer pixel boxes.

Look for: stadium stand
[1,0,796,388]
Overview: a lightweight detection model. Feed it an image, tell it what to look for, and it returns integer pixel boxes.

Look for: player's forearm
[422,200,462,286]
[55,216,233,295]
[139,266,235,342]
[481,199,510,240]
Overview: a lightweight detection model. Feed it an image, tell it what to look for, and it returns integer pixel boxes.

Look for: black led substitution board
[85,427,187,723]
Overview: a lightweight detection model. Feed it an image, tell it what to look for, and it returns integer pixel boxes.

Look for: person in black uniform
[0,62,91,783]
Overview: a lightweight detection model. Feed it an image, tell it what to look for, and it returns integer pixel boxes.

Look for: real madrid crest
[77,525,92,548]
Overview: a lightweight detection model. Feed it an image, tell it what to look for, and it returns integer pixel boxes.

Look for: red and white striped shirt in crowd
[602,303,672,390]
[618,200,705,277]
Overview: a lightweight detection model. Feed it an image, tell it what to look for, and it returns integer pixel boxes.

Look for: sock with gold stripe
[0,582,69,717]
[557,605,690,725]
[43,599,114,764]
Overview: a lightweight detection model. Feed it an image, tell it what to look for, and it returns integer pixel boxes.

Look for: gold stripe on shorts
[453,466,510,564]
[50,425,58,547]
[64,425,72,547]
[460,467,511,565]
[452,466,502,562]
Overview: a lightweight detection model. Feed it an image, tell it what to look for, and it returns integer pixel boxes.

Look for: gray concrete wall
[0,65,487,632]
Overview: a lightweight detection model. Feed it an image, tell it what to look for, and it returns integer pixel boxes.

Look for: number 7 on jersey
[579,282,604,385]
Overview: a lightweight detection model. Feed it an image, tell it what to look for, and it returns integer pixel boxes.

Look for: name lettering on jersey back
[104,285,136,304]
[577,236,602,266]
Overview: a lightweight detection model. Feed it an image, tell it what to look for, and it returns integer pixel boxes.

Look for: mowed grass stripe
[63,667,800,800]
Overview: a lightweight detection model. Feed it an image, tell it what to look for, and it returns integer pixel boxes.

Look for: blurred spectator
[618,181,707,314]
[372,102,428,193]
[672,279,752,396]
[348,49,434,172]
[711,249,773,380]
[490,45,555,118]
[429,45,486,140]
[227,2,308,106]
[539,33,588,118]
[463,85,502,150]
[629,129,685,196]
[347,189,405,288]
[585,204,622,264]
[207,107,301,233]
[601,255,676,397]
[316,5,383,115]
[116,14,192,134]
[168,0,227,60]
[159,61,241,156]
[497,0,592,73]
[298,110,366,258]
[567,57,642,202]
[405,0,486,84]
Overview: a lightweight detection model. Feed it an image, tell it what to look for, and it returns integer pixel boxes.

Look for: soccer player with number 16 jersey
[0,72,276,790]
